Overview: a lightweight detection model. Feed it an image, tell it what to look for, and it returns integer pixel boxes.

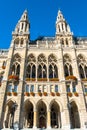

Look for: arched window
[25,85,29,92]
[64,54,73,77]
[26,64,36,78]
[12,63,20,76]
[4,101,18,128]
[77,54,87,79]
[51,101,61,128]
[24,101,34,128]
[64,64,73,77]
[48,54,58,79]
[79,65,85,78]
[55,85,58,92]
[11,54,21,77]
[66,38,68,46]
[20,39,24,47]
[14,38,19,47]
[69,101,80,128]
[37,54,47,79]
[26,54,36,79]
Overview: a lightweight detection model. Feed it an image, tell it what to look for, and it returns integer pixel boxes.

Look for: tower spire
[56,10,72,35]
[12,10,30,36]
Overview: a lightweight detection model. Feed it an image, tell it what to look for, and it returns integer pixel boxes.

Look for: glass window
[43,85,47,92]
[14,85,17,92]
[84,85,87,93]
[55,85,58,92]
[51,85,54,92]
[26,85,29,92]
[38,85,42,92]
[30,85,34,92]
[7,85,12,92]
[67,85,70,92]
[73,86,76,92]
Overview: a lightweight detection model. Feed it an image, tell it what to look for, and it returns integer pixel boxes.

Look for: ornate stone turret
[56,10,73,46]
[10,10,30,48]
[56,10,72,35]
[12,10,30,37]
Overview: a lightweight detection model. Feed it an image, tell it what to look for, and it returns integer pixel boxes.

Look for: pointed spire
[56,10,72,35]
[56,10,65,23]
[12,10,30,36]
[20,10,29,22]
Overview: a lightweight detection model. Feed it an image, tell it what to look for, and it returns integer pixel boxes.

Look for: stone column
[33,110,37,129]
[3,106,9,128]
[47,110,51,129]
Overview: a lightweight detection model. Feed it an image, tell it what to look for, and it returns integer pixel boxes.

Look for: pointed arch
[64,54,73,77]
[37,54,47,79]
[4,99,18,128]
[69,101,80,128]
[24,100,34,128]
[77,54,87,79]
[36,99,47,128]
[48,54,58,79]
[26,54,36,79]
[50,100,61,128]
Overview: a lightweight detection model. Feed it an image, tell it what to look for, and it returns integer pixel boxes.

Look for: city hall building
[0,10,87,130]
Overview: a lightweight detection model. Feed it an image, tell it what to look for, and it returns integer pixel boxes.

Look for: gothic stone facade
[0,10,87,130]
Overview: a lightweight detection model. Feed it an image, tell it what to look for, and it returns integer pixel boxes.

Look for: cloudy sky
[0,0,87,48]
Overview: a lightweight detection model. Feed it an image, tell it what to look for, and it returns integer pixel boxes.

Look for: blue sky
[0,0,87,48]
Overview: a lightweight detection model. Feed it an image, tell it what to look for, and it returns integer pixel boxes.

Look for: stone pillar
[47,110,51,129]
[3,106,9,128]
[33,110,37,129]
[57,47,65,81]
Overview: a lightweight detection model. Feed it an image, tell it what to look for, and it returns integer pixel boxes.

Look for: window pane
[30,85,34,92]
[51,85,54,92]
[38,85,42,92]
[85,87,87,92]
[55,85,58,92]
[14,86,17,92]
[43,85,47,92]
[67,85,70,92]
[26,85,29,92]
[73,86,76,92]
[7,85,12,92]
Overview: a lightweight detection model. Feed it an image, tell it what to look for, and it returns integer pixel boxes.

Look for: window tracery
[26,54,36,78]
[48,54,58,79]
[11,54,21,77]
[64,54,73,77]
[77,54,87,79]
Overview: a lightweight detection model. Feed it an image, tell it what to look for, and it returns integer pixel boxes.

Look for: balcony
[8,75,19,81]
[26,78,36,81]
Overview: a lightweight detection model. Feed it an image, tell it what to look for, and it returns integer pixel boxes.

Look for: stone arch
[49,99,63,112]
[50,99,62,128]
[63,53,73,76]
[13,53,21,61]
[24,99,35,110]
[48,53,57,63]
[14,38,19,47]
[36,99,48,110]
[23,100,34,128]
[3,99,18,128]
[37,54,47,79]
[27,53,36,62]
[26,54,36,79]
[11,53,21,76]
[69,100,81,128]
[48,54,58,79]
[37,53,47,62]
[69,98,81,111]
[77,54,87,78]
[36,99,47,128]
